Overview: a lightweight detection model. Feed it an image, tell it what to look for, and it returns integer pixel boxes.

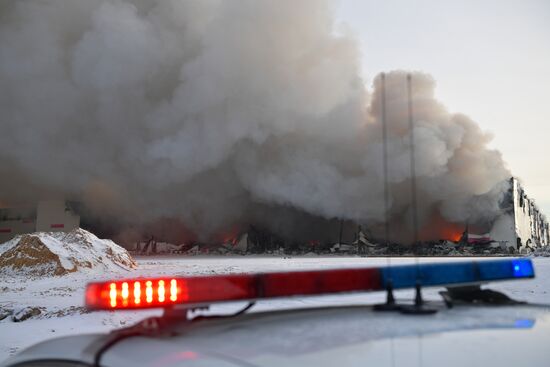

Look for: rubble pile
[0,228,136,277]
[533,246,550,257]
[131,226,525,257]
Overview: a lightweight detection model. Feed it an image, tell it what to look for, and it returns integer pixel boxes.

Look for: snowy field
[1,256,549,362]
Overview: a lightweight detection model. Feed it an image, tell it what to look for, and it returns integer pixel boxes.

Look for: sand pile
[0,228,136,277]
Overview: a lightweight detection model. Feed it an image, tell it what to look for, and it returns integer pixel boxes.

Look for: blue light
[514,319,535,329]
[380,258,534,289]
[511,259,535,278]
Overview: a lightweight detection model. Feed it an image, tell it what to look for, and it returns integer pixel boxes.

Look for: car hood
[5,304,550,367]
[105,304,550,367]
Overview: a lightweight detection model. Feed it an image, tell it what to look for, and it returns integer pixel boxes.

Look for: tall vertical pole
[374,72,398,311]
[381,73,390,247]
[407,74,419,245]
[400,74,436,314]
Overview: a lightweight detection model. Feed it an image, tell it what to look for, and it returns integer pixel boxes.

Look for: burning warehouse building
[0,176,547,257]
[487,178,549,252]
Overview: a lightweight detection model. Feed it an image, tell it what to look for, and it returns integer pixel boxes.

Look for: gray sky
[337,0,550,215]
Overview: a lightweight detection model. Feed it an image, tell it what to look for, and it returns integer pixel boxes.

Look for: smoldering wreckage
[0,1,549,258]
[3,175,548,257]
[133,177,550,257]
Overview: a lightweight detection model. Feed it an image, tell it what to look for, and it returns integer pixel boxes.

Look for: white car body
[3,302,550,367]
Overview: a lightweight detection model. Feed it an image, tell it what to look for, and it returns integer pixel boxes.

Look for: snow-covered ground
[1,256,549,362]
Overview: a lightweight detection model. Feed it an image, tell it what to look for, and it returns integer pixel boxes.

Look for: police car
[3,259,549,367]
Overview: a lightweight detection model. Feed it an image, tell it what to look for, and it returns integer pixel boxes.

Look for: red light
[170,279,177,302]
[85,269,381,310]
[121,282,129,306]
[158,280,165,303]
[134,281,141,305]
[109,283,117,308]
[145,281,153,304]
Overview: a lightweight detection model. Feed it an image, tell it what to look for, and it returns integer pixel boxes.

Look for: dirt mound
[0,229,136,277]
[0,235,75,276]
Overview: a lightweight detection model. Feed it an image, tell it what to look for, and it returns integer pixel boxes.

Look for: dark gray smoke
[0,0,510,242]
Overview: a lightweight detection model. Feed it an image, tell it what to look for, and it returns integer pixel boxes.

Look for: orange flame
[441,228,463,242]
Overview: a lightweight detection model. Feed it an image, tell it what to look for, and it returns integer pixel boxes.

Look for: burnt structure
[489,178,549,251]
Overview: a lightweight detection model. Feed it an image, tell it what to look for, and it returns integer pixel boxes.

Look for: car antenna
[374,73,401,311]
[401,73,436,314]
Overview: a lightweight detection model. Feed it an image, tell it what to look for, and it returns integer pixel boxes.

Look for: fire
[441,227,463,242]
[218,225,242,246]
[418,212,465,243]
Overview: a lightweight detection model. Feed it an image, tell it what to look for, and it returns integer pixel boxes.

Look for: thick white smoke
[0,0,510,242]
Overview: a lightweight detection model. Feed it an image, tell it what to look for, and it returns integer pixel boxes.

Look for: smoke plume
[0,0,510,242]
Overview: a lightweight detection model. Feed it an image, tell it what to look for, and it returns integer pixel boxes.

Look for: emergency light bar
[85,258,534,310]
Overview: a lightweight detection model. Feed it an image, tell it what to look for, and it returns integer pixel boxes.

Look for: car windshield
[1,1,549,366]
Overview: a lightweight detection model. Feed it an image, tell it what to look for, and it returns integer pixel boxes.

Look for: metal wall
[490,178,549,251]
[0,200,80,243]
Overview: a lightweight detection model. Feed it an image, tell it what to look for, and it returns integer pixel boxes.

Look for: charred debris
[131,225,523,257]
